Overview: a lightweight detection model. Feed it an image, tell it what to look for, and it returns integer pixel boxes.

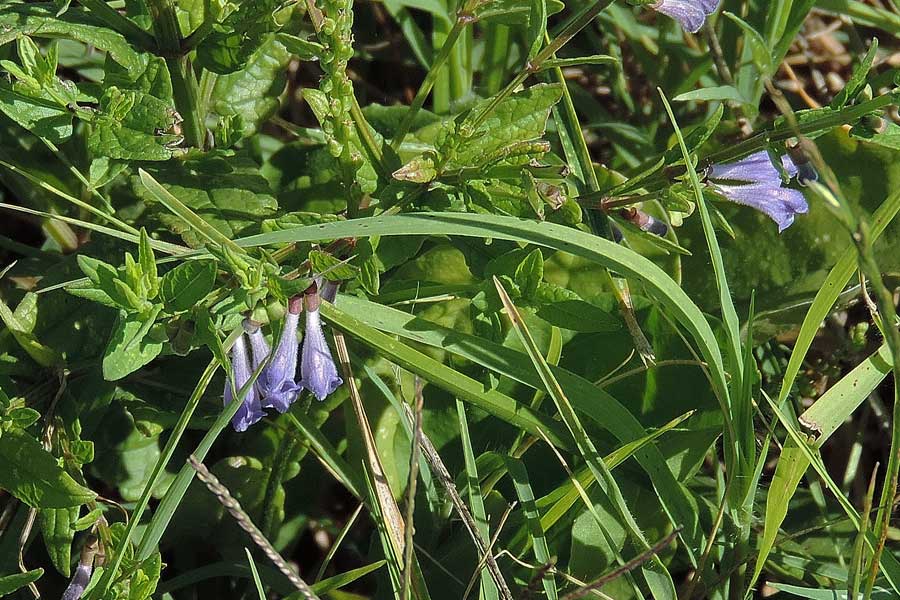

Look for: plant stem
[391,11,471,152]
[168,58,206,148]
[78,0,156,49]
[147,0,206,148]
[585,90,898,201]
[852,218,900,597]
[465,0,615,132]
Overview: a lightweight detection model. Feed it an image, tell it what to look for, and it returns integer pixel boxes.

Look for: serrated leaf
[137,153,277,248]
[0,4,144,77]
[308,250,357,281]
[0,569,44,596]
[159,260,217,312]
[211,35,290,137]
[455,83,562,168]
[196,0,280,74]
[0,429,95,508]
[40,507,78,576]
[0,83,73,143]
[102,309,164,381]
[88,87,179,161]
[103,53,173,100]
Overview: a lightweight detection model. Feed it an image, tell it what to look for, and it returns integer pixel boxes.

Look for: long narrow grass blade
[493,277,676,600]
[457,400,500,600]
[0,202,188,255]
[320,302,573,450]
[761,392,900,593]
[331,294,700,558]
[658,89,744,482]
[138,168,246,254]
[331,329,407,569]
[752,342,892,590]
[504,457,557,600]
[402,400,514,600]
[245,549,267,600]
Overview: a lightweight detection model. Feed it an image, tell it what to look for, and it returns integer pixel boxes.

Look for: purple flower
[224,330,266,432]
[258,297,303,413]
[652,0,720,32]
[707,150,809,232]
[62,563,92,600]
[319,279,339,304]
[300,292,343,401]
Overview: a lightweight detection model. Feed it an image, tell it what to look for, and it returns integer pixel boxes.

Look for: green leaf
[40,507,78,577]
[103,53,173,101]
[0,568,44,596]
[308,250,356,281]
[88,87,179,161]
[139,228,158,298]
[505,457,557,600]
[0,83,73,143]
[159,260,217,313]
[535,298,621,333]
[457,402,499,600]
[0,4,144,77]
[724,12,772,75]
[211,35,290,137]
[673,85,747,104]
[306,561,387,595]
[102,309,164,381]
[832,38,878,109]
[137,155,276,249]
[195,0,280,74]
[0,429,95,508]
[514,248,543,298]
[494,279,676,600]
[454,83,563,167]
[0,293,61,367]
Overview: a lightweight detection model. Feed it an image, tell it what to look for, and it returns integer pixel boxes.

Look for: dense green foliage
[0,1,899,599]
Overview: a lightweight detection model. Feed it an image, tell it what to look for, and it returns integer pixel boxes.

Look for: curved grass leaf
[327,293,702,560]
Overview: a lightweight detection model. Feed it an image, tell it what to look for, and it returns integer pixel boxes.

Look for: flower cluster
[651,0,720,33]
[224,284,343,432]
[706,151,809,232]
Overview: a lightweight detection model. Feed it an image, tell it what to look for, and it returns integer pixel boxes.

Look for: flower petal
[300,308,343,401]
[712,182,808,232]
[653,0,716,32]
[62,564,92,600]
[262,312,303,413]
[224,334,266,432]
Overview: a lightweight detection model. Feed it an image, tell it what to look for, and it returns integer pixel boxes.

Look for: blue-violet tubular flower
[62,563,92,600]
[707,150,808,232]
[300,291,343,401]
[224,327,266,432]
[260,297,303,413]
[652,0,720,33]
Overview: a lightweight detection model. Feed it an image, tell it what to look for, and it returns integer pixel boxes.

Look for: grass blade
[504,457,558,600]
[457,400,499,600]
[493,277,676,600]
